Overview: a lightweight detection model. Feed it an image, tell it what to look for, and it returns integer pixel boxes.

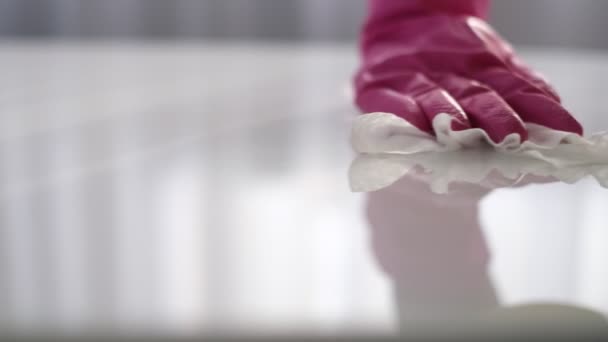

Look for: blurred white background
[1,0,608,337]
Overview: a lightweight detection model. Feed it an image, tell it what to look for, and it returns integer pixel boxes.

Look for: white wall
[1,0,608,49]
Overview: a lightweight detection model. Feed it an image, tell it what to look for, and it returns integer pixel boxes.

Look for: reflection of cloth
[351,112,608,193]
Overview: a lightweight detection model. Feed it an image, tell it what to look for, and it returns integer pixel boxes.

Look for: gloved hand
[354,0,583,144]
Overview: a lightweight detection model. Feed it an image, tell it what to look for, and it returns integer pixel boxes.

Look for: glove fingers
[505,93,583,135]
[475,68,583,135]
[435,74,528,144]
[414,88,471,132]
[507,55,562,102]
[388,72,472,131]
[355,86,432,134]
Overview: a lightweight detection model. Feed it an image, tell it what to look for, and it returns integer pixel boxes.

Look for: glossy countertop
[1,41,608,336]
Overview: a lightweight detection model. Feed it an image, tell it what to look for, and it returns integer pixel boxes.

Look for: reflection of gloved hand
[366,175,498,328]
[355,0,583,144]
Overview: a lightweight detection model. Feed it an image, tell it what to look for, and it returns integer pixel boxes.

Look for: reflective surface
[1,41,608,336]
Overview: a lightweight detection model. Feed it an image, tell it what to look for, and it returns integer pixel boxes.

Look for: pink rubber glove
[355,0,583,144]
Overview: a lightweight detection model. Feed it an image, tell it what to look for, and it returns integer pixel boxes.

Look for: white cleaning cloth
[350,112,608,193]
